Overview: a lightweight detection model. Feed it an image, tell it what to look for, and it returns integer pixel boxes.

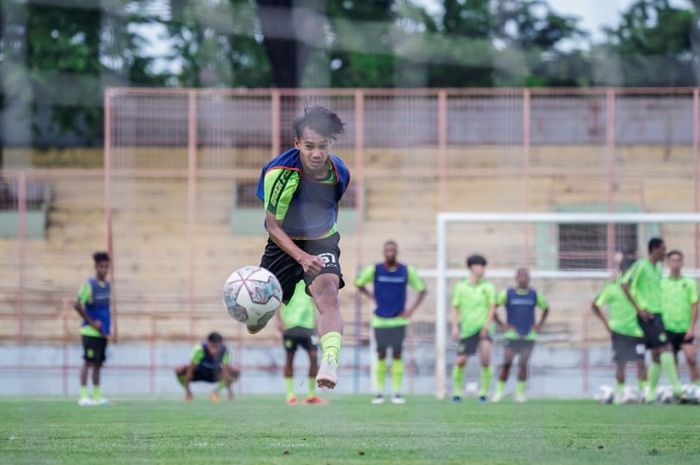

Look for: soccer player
[492,268,549,403]
[592,257,648,403]
[355,240,427,405]
[450,254,496,403]
[661,250,699,385]
[276,280,327,405]
[622,238,683,401]
[255,106,349,389]
[73,251,111,406]
[175,332,240,402]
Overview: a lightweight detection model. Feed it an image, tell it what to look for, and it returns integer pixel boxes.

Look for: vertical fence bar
[17,172,26,345]
[437,90,448,211]
[271,89,281,158]
[581,303,590,394]
[522,89,532,265]
[693,88,699,267]
[104,88,118,341]
[150,315,156,394]
[353,90,365,394]
[187,90,198,341]
[606,89,616,270]
[62,298,69,396]
[435,214,447,399]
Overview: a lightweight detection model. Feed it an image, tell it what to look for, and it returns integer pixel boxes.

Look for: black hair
[292,106,345,140]
[384,240,398,248]
[667,249,683,259]
[466,254,487,268]
[648,237,665,254]
[207,332,223,344]
[93,251,110,263]
[620,257,635,273]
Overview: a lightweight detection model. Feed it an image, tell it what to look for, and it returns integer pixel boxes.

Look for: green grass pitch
[1,396,699,465]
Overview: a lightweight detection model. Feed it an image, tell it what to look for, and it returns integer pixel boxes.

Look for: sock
[615,382,624,403]
[647,362,661,400]
[307,377,316,398]
[515,381,526,397]
[391,360,404,394]
[80,386,88,399]
[479,366,492,397]
[638,379,648,393]
[320,331,342,364]
[92,386,102,401]
[284,377,295,400]
[660,352,683,395]
[176,373,186,387]
[494,380,505,398]
[376,358,387,392]
[452,365,464,396]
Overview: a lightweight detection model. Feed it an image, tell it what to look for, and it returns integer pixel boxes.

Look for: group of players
[71,105,698,406]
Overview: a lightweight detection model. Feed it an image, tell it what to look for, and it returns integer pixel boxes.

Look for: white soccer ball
[656,385,674,404]
[594,385,615,404]
[682,384,699,404]
[619,386,641,404]
[223,266,282,327]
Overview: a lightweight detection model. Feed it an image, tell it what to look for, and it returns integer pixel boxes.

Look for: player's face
[383,243,398,263]
[469,264,485,278]
[516,269,529,288]
[667,254,683,273]
[207,342,222,356]
[95,260,110,281]
[295,127,330,174]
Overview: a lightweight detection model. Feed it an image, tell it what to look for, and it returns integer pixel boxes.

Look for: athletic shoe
[78,398,96,407]
[451,395,461,403]
[391,394,406,404]
[515,393,527,404]
[303,396,328,405]
[95,398,110,406]
[210,391,221,403]
[478,395,488,403]
[491,392,503,403]
[371,394,385,405]
[316,356,338,389]
[287,395,298,406]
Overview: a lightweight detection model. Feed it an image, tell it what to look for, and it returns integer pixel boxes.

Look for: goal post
[434,212,700,399]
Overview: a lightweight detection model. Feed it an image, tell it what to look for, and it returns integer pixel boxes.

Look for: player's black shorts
[283,327,318,354]
[192,365,221,383]
[457,333,491,356]
[504,338,535,354]
[667,330,695,354]
[611,332,646,364]
[637,314,669,349]
[260,233,345,304]
[375,326,406,354]
[82,335,107,364]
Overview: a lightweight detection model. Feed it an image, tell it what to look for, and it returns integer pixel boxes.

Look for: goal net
[433,212,700,399]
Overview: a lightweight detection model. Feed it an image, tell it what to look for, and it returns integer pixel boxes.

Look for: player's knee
[393,351,402,360]
[455,357,467,367]
[377,351,387,360]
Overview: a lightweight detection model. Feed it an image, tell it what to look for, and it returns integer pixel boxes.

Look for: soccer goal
[433,212,700,399]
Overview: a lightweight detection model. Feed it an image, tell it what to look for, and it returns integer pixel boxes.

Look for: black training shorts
[82,335,107,364]
[260,233,344,304]
[667,330,695,354]
[375,326,407,354]
[504,338,535,354]
[637,314,669,349]
[283,327,318,354]
[457,333,491,356]
[192,365,221,383]
[611,331,646,364]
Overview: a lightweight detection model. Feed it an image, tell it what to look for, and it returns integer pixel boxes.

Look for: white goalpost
[433,212,700,399]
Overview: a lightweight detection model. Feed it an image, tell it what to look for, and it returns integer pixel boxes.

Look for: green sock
[376,358,387,392]
[307,377,316,398]
[320,331,342,364]
[515,381,526,397]
[284,377,295,399]
[647,362,661,401]
[494,380,505,397]
[176,373,186,387]
[452,365,464,396]
[660,352,683,394]
[80,386,88,399]
[391,360,404,393]
[92,386,102,401]
[479,366,492,397]
[615,382,624,403]
[638,379,648,393]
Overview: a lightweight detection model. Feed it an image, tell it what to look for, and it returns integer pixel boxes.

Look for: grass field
[1,396,699,465]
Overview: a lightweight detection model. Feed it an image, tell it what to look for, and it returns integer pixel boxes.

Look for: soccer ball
[594,385,615,404]
[223,266,282,327]
[620,386,641,404]
[681,384,699,404]
[656,385,674,404]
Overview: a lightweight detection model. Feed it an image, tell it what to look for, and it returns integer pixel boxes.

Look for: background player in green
[73,251,112,406]
[255,106,349,390]
[492,268,549,403]
[450,254,496,403]
[661,250,699,385]
[592,257,648,403]
[276,280,327,405]
[175,332,240,402]
[355,240,427,405]
[622,237,683,401]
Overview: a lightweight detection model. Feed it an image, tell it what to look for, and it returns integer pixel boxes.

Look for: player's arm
[620,265,651,320]
[275,305,285,333]
[591,289,611,333]
[481,285,496,337]
[401,266,427,318]
[687,281,699,340]
[73,283,102,331]
[354,265,375,301]
[492,290,509,330]
[533,294,549,333]
[184,345,205,398]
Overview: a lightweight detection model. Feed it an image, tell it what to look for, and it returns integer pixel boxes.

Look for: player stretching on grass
[450,255,496,403]
[661,250,699,385]
[592,257,648,403]
[492,268,549,403]
[255,106,349,389]
[175,332,240,402]
[355,240,427,405]
[622,238,683,402]
[73,251,111,406]
[276,280,327,405]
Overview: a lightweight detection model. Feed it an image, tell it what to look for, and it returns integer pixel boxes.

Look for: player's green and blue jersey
[76,277,111,338]
[661,275,699,333]
[355,263,426,328]
[496,288,548,340]
[622,259,663,314]
[452,278,497,338]
[595,279,643,338]
[256,148,351,240]
[191,343,230,369]
[281,280,316,330]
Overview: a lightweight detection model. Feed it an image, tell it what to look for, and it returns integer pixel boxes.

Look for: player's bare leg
[78,362,95,406]
[310,274,343,389]
[493,348,515,402]
[284,352,298,405]
[515,347,532,403]
[682,343,699,383]
[304,349,327,404]
[478,338,493,402]
[222,365,239,401]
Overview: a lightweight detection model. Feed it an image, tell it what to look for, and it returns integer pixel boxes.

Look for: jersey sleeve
[486,283,496,305]
[77,281,92,305]
[407,266,426,292]
[594,285,610,307]
[496,290,507,306]
[222,348,231,365]
[354,265,375,287]
[690,279,699,305]
[263,168,300,221]
[536,292,549,310]
[190,344,205,365]
[451,282,463,308]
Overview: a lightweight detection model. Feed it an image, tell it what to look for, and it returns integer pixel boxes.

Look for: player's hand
[479,327,489,339]
[684,330,695,342]
[533,323,542,334]
[398,309,412,319]
[91,320,103,331]
[451,327,460,341]
[638,310,653,321]
[298,253,325,277]
[503,324,516,333]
